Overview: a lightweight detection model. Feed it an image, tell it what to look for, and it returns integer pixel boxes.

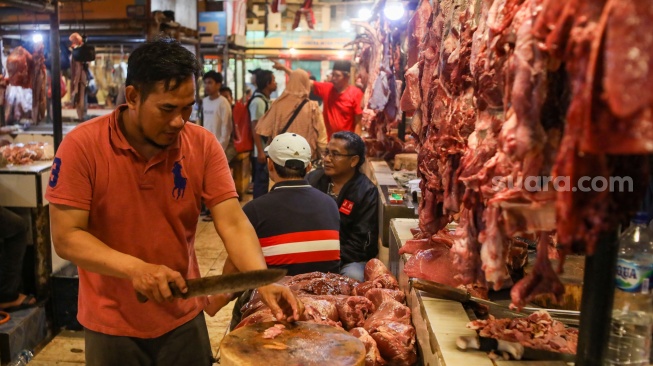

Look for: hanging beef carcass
[4,46,34,124]
[6,46,33,88]
[31,43,47,125]
[70,33,88,121]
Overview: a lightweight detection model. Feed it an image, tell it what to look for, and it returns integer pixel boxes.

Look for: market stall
[387,0,653,364]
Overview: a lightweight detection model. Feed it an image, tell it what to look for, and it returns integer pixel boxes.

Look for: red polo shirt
[45,106,237,338]
[312,81,363,138]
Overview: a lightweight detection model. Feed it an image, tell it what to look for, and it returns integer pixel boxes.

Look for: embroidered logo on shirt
[49,157,62,188]
[339,199,354,215]
[172,157,187,199]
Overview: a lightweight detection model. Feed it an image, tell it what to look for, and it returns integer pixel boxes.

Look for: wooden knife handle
[135,282,187,303]
[410,278,471,303]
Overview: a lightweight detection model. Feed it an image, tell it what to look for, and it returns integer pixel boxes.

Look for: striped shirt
[242,179,341,275]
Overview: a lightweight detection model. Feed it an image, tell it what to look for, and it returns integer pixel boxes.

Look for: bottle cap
[632,211,649,224]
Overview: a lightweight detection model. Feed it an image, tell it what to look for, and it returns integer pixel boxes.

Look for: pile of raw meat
[0,142,53,166]
[2,44,47,125]
[235,260,417,366]
[400,0,652,309]
[467,310,578,354]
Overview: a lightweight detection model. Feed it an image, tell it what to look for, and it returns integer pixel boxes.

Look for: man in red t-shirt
[274,60,363,138]
[46,38,303,366]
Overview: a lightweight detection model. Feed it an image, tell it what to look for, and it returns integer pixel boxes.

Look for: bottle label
[616,259,653,293]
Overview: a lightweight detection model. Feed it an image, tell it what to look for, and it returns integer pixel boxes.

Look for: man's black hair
[219,86,232,94]
[332,131,366,170]
[256,70,274,92]
[203,70,223,84]
[273,161,306,179]
[126,37,200,102]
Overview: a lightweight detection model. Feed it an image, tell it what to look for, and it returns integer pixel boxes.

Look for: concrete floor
[30,197,250,365]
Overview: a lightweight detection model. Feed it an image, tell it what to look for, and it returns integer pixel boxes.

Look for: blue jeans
[340,261,367,282]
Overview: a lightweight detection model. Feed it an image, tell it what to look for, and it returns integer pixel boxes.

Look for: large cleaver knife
[136,268,287,303]
[410,278,580,325]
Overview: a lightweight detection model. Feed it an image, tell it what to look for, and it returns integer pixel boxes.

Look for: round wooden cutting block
[220,321,366,366]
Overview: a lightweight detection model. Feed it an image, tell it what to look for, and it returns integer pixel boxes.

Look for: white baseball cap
[264,133,312,169]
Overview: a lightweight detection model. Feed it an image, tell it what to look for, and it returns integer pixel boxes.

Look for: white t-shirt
[248,92,269,157]
[202,95,232,152]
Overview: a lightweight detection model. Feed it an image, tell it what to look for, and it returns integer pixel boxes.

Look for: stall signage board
[246,31,354,50]
[200,12,228,44]
[0,0,143,23]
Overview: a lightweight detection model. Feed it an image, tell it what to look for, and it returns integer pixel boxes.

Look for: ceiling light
[358,8,372,20]
[341,20,352,31]
[32,33,43,43]
[383,3,405,21]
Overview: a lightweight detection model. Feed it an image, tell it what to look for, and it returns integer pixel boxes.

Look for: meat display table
[389,218,569,366]
[0,160,54,299]
[367,160,418,249]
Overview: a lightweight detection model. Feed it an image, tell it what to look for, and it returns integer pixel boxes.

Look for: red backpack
[232,94,269,153]
[232,101,253,153]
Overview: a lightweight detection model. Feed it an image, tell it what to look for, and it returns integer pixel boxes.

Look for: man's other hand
[257,283,305,322]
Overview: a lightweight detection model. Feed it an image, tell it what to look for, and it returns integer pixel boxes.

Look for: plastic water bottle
[605,212,653,366]
[7,349,33,366]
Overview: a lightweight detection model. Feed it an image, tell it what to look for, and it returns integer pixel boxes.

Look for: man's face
[128,77,196,148]
[220,90,233,104]
[204,78,219,97]
[322,138,358,177]
[268,75,278,92]
[331,70,349,89]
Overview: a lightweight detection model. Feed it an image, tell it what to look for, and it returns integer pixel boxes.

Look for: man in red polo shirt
[274,60,363,138]
[46,38,303,366]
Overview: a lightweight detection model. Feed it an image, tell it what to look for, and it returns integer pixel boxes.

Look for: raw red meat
[363,299,411,331]
[365,288,406,311]
[364,258,392,281]
[6,46,32,88]
[403,246,461,287]
[262,323,286,339]
[510,233,564,309]
[467,310,578,354]
[370,322,417,366]
[335,296,375,330]
[350,327,387,366]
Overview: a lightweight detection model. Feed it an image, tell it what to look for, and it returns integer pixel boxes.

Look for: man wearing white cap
[205,133,340,317]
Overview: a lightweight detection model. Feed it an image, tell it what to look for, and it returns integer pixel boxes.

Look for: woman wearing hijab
[256,69,327,161]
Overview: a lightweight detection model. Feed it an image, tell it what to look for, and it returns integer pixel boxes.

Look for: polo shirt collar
[109,105,182,152]
[272,179,311,190]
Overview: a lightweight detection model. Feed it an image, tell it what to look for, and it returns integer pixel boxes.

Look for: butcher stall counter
[0,160,54,299]
[389,218,571,366]
[366,159,419,249]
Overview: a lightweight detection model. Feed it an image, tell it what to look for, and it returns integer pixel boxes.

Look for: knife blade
[410,278,580,325]
[136,268,287,303]
[457,335,576,362]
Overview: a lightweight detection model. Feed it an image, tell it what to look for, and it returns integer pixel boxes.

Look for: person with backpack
[201,71,235,162]
[256,69,327,162]
[249,70,277,198]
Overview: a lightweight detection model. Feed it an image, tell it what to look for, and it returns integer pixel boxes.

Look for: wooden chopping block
[527,255,584,311]
[220,321,366,366]
[393,153,418,171]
